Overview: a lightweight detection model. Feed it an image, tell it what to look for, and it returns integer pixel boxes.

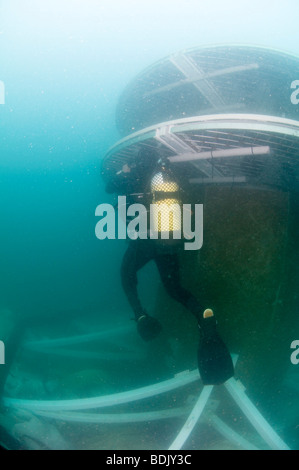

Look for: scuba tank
[150,158,183,243]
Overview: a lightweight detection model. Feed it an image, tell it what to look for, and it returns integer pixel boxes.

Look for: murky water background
[0,0,298,450]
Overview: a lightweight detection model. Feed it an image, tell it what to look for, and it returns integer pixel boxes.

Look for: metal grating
[102,115,299,192]
[116,45,299,137]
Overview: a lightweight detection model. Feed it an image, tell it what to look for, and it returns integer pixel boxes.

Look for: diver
[104,147,234,385]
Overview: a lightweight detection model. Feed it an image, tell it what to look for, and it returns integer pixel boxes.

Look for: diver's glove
[197,309,234,385]
[136,312,162,342]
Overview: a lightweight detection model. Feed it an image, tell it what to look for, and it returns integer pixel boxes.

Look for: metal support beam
[155,125,198,154]
[144,63,259,99]
[170,54,226,108]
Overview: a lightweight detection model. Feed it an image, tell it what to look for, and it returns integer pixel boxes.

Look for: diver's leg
[121,240,162,341]
[154,252,204,322]
[121,240,154,320]
[155,252,234,384]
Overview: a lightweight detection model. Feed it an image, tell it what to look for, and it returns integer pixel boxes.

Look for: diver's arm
[105,164,136,194]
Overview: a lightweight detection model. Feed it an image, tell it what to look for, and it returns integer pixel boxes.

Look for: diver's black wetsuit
[121,239,203,322]
[104,150,234,384]
[104,150,204,324]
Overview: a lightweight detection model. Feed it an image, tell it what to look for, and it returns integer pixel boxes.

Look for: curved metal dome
[116,45,299,137]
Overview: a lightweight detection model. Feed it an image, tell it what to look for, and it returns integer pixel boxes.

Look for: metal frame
[105,114,299,160]
[2,330,292,450]
[115,45,299,136]
[102,114,299,191]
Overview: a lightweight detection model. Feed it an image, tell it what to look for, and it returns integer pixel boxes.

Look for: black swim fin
[197,309,234,386]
